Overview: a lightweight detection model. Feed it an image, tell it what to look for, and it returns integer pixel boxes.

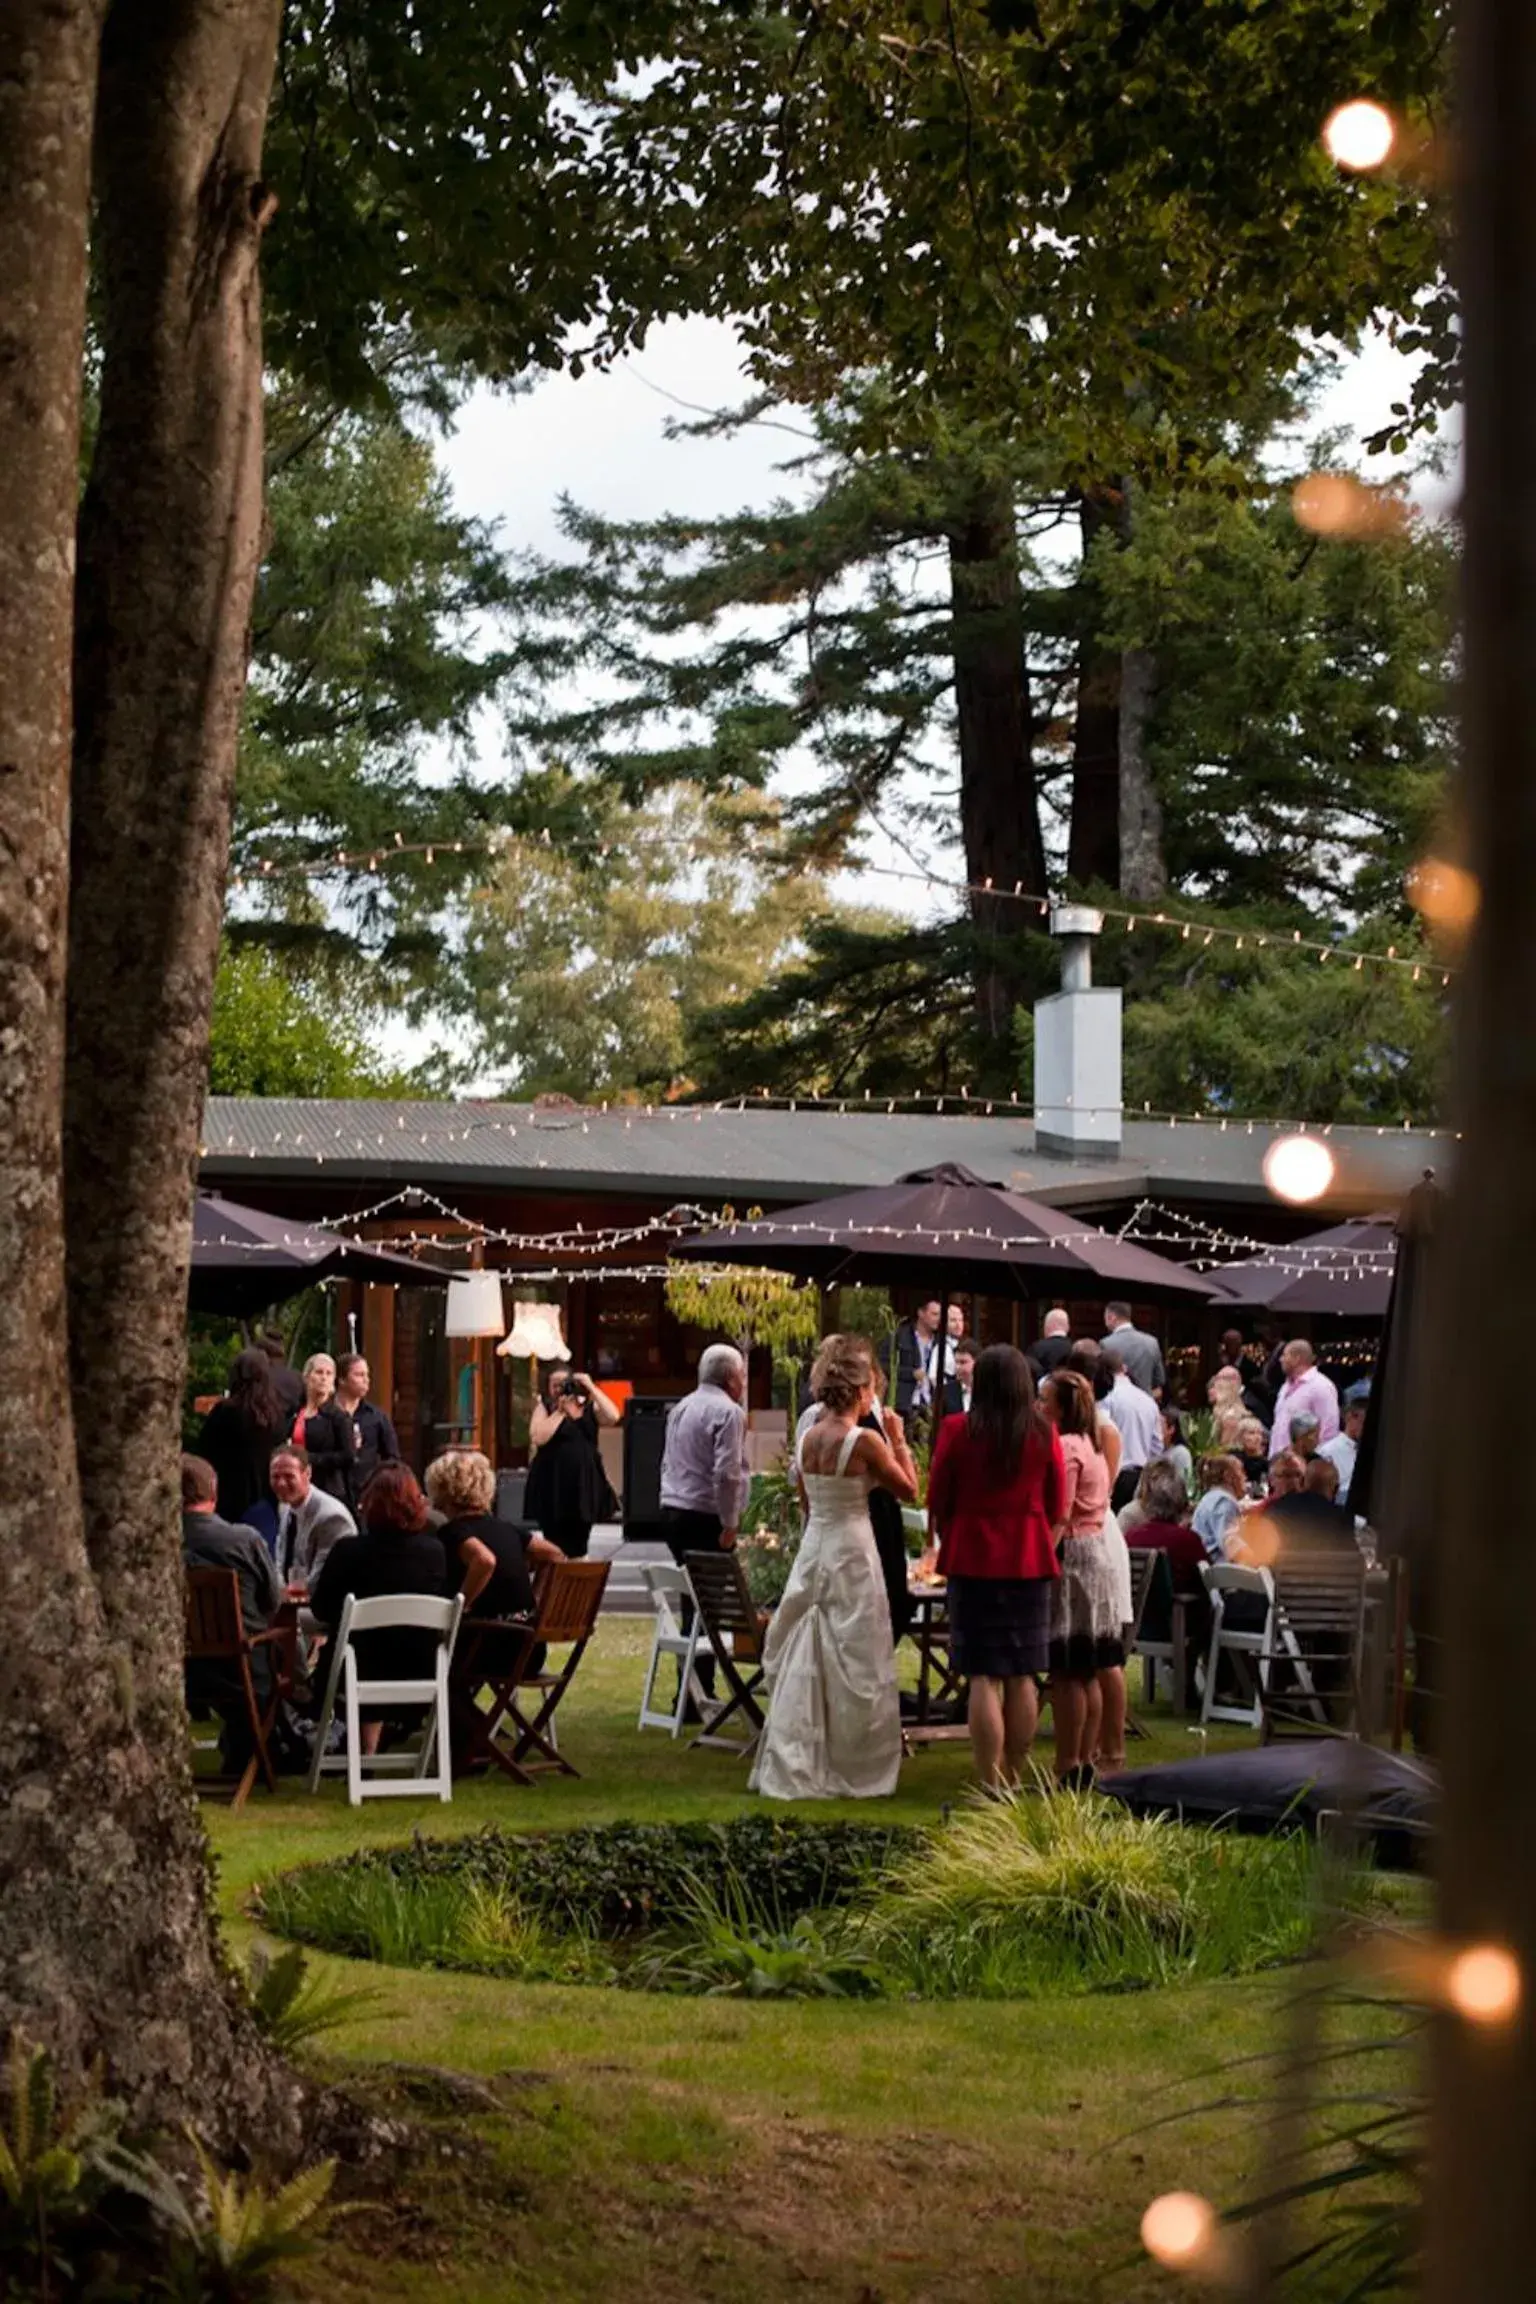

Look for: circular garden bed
[256,1799,1366,2002]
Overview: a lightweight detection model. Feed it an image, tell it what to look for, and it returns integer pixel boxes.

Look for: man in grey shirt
[1101,1300,1164,1395]
[659,1343,749,1706]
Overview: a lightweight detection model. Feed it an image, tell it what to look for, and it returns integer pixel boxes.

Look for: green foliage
[119,2134,338,2304]
[242,1945,381,2058]
[463,783,834,1099]
[207,946,410,1100]
[863,1787,1352,1999]
[663,1264,822,1391]
[0,2035,125,2291]
[632,1874,884,2000]
[260,1818,921,1947]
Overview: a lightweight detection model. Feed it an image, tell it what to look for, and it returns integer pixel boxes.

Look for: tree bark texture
[0,0,296,2140]
[946,484,1048,1044]
[1425,2,1536,2291]
[1117,642,1166,902]
[1066,491,1121,889]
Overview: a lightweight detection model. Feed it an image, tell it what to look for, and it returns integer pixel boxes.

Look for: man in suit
[269,1443,355,1599]
[1101,1301,1164,1396]
[891,1299,942,1417]
[181,1453,283,1770]
[1031,1308,1073,1378]
[942,1336,979,1417]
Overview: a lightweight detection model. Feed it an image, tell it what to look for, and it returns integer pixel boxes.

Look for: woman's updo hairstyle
[810,1334,872,1415]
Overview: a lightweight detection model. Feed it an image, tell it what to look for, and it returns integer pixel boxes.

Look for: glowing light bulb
[1447,1945,1521,2027]
[1324,99,1396,171]
[1263,1134,1336,1206]
[1141,2192,1217,2270]
[1407,857,1480,939]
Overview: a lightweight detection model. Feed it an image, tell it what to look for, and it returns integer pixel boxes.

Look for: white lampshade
[444,1270,507,1337]
[496,1299,570,1360]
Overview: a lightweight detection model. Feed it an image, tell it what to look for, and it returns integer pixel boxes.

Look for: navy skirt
[946,1574,1054,1679]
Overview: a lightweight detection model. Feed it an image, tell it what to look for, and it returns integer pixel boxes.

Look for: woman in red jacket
[927,1344,1065,1791]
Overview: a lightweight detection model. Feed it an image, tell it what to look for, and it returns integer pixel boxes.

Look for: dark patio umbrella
[189,1190,446,1317]
[1211,1217,1398,1319]
[672,1163,1220,1304]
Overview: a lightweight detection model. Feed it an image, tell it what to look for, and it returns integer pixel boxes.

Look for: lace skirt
[1050,1532,1127,1677]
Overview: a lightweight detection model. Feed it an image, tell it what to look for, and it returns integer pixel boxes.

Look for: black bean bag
[1098,1739,1435,1867]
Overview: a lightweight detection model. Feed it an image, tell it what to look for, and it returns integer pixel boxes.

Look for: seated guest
[269,1443,354,1602]
[1288,1412,1322,1464]
[309,1464,448,1753]
[1123,1460,1206,1586]
[424,1448,564,1672]
[1269,1454,1357,1547]
[1236,1416,1272,1493]
[1266,1448,1308,1504]
[181,1452,283,1770]
[1192,1453,1249,1562]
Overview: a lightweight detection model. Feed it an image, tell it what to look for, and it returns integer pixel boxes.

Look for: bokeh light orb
[1447,1945,1521,2027]
[1141,2192,1217,2269]
[1324,99,1396,171]
[1263,1134,1336,1206]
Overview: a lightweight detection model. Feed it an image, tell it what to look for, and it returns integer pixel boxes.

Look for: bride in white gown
[751,1337,918,1802]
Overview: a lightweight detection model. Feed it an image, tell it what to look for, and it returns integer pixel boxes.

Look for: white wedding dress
[749,1424,903,1801]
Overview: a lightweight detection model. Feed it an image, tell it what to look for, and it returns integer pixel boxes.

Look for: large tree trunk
[1425,0,1536,2290]
[1117,641,1167,902]
[1066,491,1122,888]
[947,482,1048,1045]
[0,0,295,2138]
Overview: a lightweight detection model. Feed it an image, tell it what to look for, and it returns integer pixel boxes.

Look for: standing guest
[525,1369,621,1558]
[269,1444,354,1597]
[943,1336,980,1416]
[258,1330,305,1420]
[927,1345,1065,1793]
[891,1299,941,1418]
[1031,1308,1073,1378]
[309,1464,448,1757]
[1101,1301,1164,1396]
[332,1353,401,1495]
[1269,1340,1340,1458]
[196,1348,290,1524]
[290,1352,356,1507]
[1320,1388,1369,1508]
[659,1344,750,1706]
[1101,1350,1163,1512]
[181,1454,283,1772]
[1042,1370,1122,1785]
[753,1339,916,1801]
[1192,1454,1249,1562]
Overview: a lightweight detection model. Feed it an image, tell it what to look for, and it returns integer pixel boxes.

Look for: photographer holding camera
[524,1367,622,1558]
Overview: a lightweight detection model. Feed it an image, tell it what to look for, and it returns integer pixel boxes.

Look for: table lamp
[497,1299,570,1417]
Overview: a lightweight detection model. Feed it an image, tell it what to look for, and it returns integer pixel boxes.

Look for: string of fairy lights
[228,825,1456,986]
[196,1191,1402,1286]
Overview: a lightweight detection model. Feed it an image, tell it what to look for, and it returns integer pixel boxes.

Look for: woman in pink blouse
[1042,1371,1124,1786]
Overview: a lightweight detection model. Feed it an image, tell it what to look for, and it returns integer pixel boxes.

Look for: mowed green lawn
[210,1621,1305,2303]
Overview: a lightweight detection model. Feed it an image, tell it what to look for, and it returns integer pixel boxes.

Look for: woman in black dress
[524,1371,620,1558]
[196,1348,289,1523]
[288,1351,357,1507]
[310,1464,449,1755]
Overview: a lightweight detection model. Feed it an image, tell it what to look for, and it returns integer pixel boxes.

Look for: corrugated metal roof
[198,1097,1452,1212]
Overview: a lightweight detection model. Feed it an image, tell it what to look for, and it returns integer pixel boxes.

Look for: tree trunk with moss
[0,0,297,2145]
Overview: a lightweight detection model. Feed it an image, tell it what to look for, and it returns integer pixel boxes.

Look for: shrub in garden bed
[258,1800,1376,2002]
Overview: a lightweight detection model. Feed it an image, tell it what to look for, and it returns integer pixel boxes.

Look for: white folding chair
[1198,1562,1275,1728]
[636,1561,717,1736]
[307,1593,464,1805]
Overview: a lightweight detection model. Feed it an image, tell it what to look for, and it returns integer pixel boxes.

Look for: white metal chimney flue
[1032,904,1123,1160]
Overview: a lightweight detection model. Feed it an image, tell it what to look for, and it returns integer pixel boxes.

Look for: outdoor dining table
[903,1579,969,1744]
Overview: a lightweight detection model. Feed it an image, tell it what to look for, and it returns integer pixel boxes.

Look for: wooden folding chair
[184,1569,295,1811]
[456,1559,610,1783]
[683,1551,769,1756]
[1261,1546,1368,1742]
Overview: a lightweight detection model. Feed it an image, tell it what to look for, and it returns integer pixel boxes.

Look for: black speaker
[622,1396,684,1539]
